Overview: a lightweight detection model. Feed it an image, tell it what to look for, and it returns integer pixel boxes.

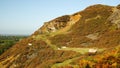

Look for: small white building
[58,48,61,50]
[88,48,97,54]
[61,46,67,49]
[28,43,32,46]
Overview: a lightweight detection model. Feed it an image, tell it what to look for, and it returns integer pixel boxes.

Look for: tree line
[0,35,28,55]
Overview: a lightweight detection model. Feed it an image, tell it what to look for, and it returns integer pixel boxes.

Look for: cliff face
[1,4,120,68]
[108,8,120,29]
[34,14,81,35]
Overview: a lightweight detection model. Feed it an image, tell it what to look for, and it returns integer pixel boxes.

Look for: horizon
[0,0,120,35]
[0,33,30,36]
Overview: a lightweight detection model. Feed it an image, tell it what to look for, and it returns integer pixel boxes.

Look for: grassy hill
[0,4,120,68]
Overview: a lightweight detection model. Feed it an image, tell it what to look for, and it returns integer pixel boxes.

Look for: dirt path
[33,35,105,68]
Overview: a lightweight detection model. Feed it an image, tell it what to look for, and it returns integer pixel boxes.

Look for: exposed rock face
[117,4,120,9]
[69,14,81,25]
[108,8,120,29]
[86,33,99,40]
[40,15,70,33]
[34,14,81,35]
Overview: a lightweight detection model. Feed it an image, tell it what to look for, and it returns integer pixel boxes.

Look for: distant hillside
[0,4,120,68]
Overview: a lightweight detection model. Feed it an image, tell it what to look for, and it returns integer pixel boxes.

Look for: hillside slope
[0,4,120,68]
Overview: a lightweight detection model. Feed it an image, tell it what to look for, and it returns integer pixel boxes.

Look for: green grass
[51,47,105,68]
[33,35,58,50]
[60,47,105,54]
[52,57,79,68]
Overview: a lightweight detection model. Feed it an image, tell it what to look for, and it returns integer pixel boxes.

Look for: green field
[0,35,28,55]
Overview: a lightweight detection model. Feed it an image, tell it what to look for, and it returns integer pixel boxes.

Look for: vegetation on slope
[0,37,79,68]
[50,4,114,48]
[77,45,120,68]
[1,4,120,68]
[0,35,28,55]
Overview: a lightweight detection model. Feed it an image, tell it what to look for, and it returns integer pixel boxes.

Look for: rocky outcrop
[40,15,70,33]
[117,4,120,9]
[85,33,99,40]
[108,8,120,29]
[34,14,81,35]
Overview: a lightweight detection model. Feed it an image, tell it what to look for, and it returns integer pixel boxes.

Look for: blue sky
[0,0,120,35]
